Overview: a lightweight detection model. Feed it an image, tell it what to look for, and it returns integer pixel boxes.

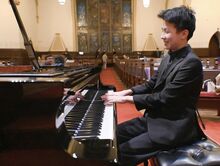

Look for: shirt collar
[168,45,191,61]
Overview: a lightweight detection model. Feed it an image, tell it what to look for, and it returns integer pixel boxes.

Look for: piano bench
[151,139,220,166]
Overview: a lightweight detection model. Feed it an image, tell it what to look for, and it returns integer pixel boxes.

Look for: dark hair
[45,54,53,59]
[55,56,64,64]
[158,6,196,40]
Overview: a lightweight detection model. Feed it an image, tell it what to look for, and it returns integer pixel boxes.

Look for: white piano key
[98,90,114,140]
[56,112,64,128]
[98,104,114,140]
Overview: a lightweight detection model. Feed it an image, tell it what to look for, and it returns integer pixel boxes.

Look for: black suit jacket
[131,45,205,146]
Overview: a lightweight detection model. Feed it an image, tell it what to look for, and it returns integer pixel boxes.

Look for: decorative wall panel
[76,0,132,53]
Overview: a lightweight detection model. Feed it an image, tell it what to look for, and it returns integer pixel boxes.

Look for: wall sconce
[58,0,65,5]
[143,0,150,8]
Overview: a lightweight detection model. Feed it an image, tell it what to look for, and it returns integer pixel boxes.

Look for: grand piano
[0,1,117,165]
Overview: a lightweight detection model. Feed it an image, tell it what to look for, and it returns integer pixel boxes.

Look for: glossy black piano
[0,0,118,165]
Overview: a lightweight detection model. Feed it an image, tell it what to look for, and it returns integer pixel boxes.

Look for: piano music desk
[197,91,220,116]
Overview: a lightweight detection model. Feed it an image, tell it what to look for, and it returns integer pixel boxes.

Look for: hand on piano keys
[104,89,133,96]
[101,91,134,105]
[64,88,84,104]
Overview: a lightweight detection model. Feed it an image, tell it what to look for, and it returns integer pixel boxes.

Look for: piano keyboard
[57,89,114,140]
[56,86,118,162]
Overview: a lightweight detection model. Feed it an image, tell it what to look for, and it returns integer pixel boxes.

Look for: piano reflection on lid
[43,55,65,67]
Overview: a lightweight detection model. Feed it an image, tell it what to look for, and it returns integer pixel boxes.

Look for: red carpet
[203,120,220,144]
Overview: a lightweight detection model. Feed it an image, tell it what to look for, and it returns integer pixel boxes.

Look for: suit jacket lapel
[154,45,191,90]
[155,56,170,86]
[154,56,185,89]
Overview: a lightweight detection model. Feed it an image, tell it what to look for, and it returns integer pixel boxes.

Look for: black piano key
[76,130,100,136]
[65,124,80,129]
[80,124,101,129]
[80,124,100,128]
[77,129,100,133]
[84,115,102,119]
[74,135,98,139]
[65,116,85,121]
[83,121,102,125]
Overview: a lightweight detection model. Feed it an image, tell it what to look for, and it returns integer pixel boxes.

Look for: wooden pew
[114,58,158,88]
[198,91,220,116]
[203,68,220,81]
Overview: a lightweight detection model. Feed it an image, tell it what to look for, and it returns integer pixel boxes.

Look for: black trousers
[117,117,168,166]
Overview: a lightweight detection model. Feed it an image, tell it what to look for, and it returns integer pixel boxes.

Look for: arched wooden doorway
[209,31,220,57]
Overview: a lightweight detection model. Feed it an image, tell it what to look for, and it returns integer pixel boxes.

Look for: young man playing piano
[101,6,206,166]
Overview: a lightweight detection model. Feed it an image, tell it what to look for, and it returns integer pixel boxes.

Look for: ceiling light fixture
[58,0,65,5]
[143,0,150,8]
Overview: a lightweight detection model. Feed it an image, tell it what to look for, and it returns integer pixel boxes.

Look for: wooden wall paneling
[0,49,30,65]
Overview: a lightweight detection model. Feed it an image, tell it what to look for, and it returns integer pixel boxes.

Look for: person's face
[46,56,55,65]
[161,21,188,51]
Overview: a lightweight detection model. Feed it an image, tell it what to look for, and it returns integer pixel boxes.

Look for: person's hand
[106,89,132,96]
[64,88,70,95]
[66,90,84,104]
[101,95,127,105]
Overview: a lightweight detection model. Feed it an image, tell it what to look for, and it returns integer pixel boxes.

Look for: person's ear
[181,29,189,40]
